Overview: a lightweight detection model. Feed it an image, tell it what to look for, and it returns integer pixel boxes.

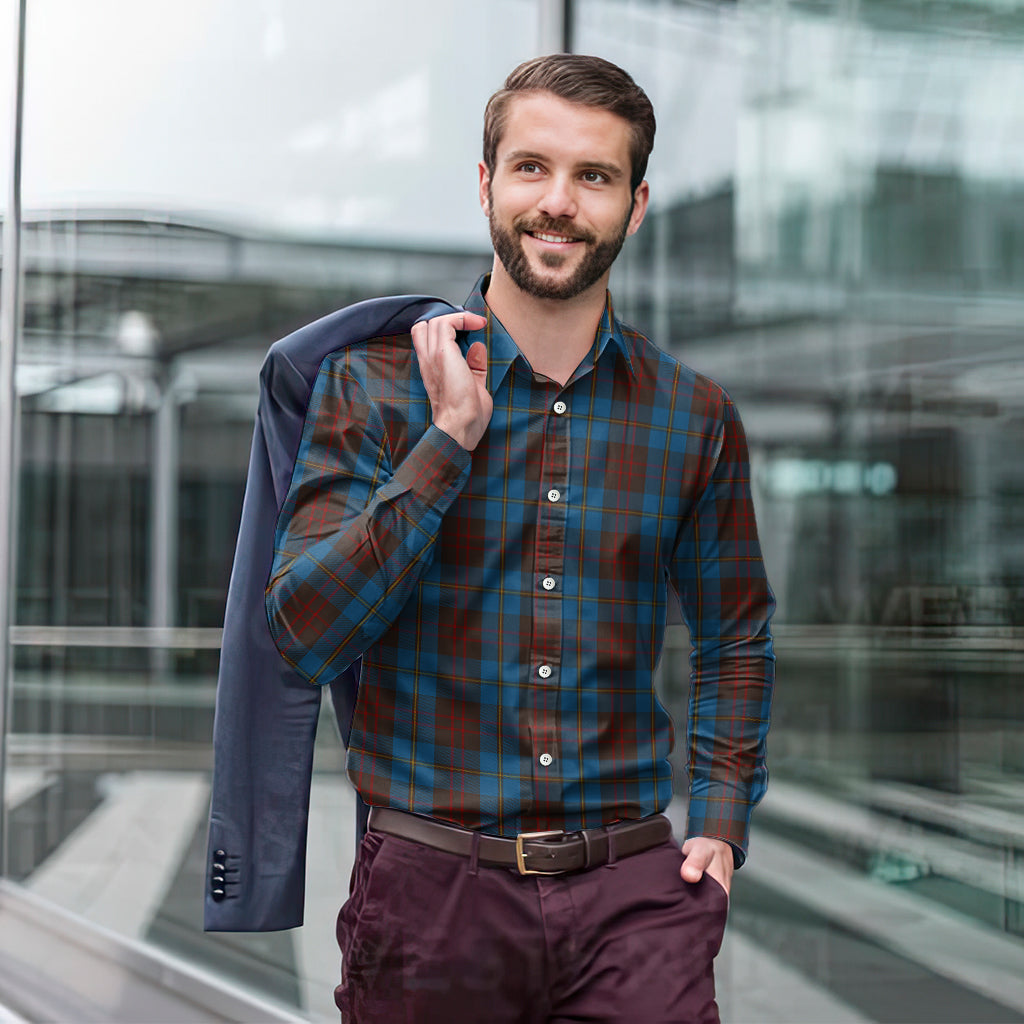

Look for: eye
[517,162,542,175]
[581,170,608,184]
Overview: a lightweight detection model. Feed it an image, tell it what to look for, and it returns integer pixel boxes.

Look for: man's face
[480,92,649,302]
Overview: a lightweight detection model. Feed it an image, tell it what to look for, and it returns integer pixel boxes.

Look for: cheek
[493,180,544,212]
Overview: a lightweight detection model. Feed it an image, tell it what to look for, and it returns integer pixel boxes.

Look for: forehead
[497,91,632,170]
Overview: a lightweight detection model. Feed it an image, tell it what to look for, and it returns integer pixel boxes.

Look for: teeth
[533,232,575,244]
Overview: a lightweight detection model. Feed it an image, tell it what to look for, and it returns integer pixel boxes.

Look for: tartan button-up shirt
[267,275,775,863]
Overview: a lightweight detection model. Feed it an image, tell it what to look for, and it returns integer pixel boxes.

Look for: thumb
[680,843,710,883]
[466,340,488,377]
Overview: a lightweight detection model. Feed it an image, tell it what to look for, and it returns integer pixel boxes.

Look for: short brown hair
[483,54,656,193]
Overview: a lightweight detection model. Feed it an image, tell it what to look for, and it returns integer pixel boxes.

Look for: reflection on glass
[9,1,537,1019]
[20,0,538,247]
[0,0,12,215]
[579,0,1024,1020]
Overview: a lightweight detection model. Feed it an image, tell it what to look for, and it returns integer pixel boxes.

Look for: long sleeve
[266,355,472,685]
[669,394,776,866]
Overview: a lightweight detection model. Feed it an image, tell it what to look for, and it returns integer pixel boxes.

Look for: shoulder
[616,319,735,422]
[264,293,458,387]
[320,330,417,391]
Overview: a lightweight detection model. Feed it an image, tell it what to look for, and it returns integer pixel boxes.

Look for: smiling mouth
[527,230,581,244]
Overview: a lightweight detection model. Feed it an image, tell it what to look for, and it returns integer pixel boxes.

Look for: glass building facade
[1,1,1023,1020]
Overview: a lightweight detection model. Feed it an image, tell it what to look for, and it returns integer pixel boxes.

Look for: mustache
[513,216,595,245]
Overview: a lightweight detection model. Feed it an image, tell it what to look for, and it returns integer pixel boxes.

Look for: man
[266,54,774,1023]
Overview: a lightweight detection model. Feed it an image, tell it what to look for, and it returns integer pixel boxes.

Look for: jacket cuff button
[211,888,226,902]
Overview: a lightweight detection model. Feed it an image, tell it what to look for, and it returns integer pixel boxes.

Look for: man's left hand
[680,837,734,896]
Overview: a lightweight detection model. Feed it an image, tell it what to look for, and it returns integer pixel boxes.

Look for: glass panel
[0,0,19,902]
[575,0,1024,1020]
[12,1,539,1018]
[0,2,12,216]
[21,0,540,248]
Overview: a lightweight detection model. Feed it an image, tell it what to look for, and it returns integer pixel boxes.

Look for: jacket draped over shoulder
[204,295,459,932]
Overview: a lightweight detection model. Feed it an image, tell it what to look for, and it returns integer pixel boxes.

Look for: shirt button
[547,488,560,503]
[538,664,552,679]
[541,576,556,591]
[553,401,567,415]
[538,753,553,767]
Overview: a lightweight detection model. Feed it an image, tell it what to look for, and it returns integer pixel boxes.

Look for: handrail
[0,880,308,1023]
[9,625,224,648]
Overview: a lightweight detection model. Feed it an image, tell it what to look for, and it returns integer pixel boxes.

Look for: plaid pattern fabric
[267,276,775,861]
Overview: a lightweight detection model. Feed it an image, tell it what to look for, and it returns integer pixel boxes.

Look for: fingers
[410,311,492,452]
[412,310,486,346]
[411,312,487,377]
[411,313,487,382]
[459,312,488,331]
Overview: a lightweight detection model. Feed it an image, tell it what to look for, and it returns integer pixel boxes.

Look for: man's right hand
[411,310,491,451]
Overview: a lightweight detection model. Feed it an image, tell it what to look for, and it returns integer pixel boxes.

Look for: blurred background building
[1,0,1023,1021]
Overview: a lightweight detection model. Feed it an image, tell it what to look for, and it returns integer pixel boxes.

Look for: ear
[625,180,650,237]
[478,161,492,216]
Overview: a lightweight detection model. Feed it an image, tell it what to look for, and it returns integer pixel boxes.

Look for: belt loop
[606,827,618,869]
[581,828,593,870]
[468,831,480,877]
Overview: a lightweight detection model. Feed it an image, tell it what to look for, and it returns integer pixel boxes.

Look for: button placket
[528,386,570,801]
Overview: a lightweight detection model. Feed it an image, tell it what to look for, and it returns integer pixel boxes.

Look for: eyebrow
[502,150,626,181]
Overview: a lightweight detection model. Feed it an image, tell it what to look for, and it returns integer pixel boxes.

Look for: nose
[536,174,577,220]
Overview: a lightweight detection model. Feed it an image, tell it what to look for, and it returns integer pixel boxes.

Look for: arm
[669,393,776,883]
[266,311,489,685]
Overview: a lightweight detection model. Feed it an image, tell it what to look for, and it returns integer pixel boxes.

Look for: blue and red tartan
[267,276,775,863]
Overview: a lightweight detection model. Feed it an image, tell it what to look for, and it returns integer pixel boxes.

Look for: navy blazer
[204,294,459,932]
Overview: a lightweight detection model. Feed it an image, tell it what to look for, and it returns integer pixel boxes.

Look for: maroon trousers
[335,829,728,1023]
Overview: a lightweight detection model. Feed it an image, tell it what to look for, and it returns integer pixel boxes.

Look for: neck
[484,259,609,386]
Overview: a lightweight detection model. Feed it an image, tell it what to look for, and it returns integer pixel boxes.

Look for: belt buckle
[515,830,565,875]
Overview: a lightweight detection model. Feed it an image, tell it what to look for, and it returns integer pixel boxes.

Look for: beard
[488,188,631,301]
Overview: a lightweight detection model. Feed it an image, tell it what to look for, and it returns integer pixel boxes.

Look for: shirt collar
[461,274,637,389]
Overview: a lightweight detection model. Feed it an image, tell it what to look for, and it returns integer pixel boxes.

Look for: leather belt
[368,807,673,875]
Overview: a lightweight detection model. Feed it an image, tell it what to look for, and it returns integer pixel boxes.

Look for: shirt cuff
[685,789,754,868]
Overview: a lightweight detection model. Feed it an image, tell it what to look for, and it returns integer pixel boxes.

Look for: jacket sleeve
[265,353,472,685]
[669,393,776,867]
[205,404,328,932]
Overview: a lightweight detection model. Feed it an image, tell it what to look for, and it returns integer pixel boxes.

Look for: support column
[0,0,28,879]
[537,0,572,53]
[149,365,179,654]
